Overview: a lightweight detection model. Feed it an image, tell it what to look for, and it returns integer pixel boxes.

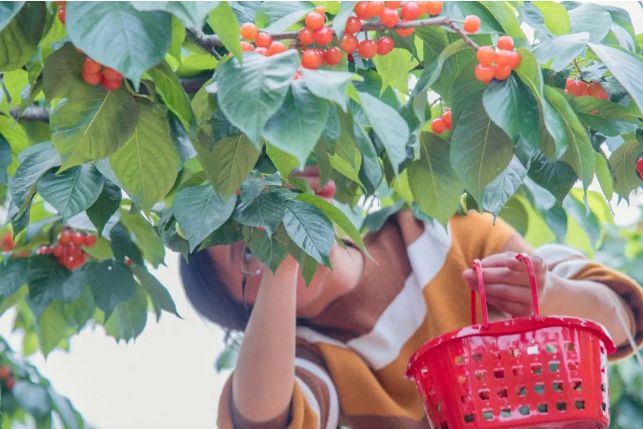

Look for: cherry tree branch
[189,16,480,51]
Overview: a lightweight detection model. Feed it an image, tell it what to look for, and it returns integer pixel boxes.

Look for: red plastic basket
[406,254,616,429]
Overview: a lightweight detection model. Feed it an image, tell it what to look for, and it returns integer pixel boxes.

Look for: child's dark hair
[179,249,249,332]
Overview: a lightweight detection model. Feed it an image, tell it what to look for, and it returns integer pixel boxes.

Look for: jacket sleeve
[535,244,643,361]
[217,348,339,429]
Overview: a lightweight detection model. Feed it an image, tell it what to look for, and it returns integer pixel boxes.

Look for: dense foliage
[0,1,641,427]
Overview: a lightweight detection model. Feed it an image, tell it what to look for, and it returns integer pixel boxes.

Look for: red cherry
[401,2,421,20]
[426,1,443,16]
[565,78,575,94]
[298,28,315,46]
[241,41,253,52]
[323,47,343,65]
[377,36,395,55]
[36,246,49,255]
[255,32,272,48]
[315,6,326,14]
[83,58,102,74]
[495,49,513,67]
[313,27,334,46]
[54,1,67,5]
[58,230,73,245]
[267,41,286,56]
[636,158,643,179]
[493,64,512,80]
[340,34,359,53]
[5,377,15,390]
[82,70,102,86]
[102,77,122,91]
[396,26,415,37]
[315,180,337,199]
[358,40,378,59]
[475,63,494,84]
[463,15,480,33]
[431,118,446,134]
[575,81,589,96]
[72,232,85,245]
[102,67,122,81]
[385,1,402,7]
[588,82,606,99]
[301,49,323,69]
[254,46,268,56]
[442,110,452,129]
[508,51,521,69]
[0,366,11,380]
[1,232,15,252]
[380,8,400,27]
[53,245,64,258]
[58,6,66,24]
[366,1,385,18]
[496,35,514,51]
[354,1,370,19]
[345,16,362,34]
[476,46,495,66]
[240,22,258,41]
[305,11,326,31]
[125,256,133,267]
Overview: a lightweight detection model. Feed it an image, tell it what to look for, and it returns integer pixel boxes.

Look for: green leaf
[407,133,463,226]
[608,138,642,199]
[132,1,217,28]
[481,156,527,215]
[120,212,166,267]
[594,152,613,201]
[88,260,138,319]
[256,1,314,31]
[104,285,148,341]
[131,265,180,319]
[569,3,612,43]
[27,256,70,318]
[86,179,121,235]
[234,190,288,237]
[215,51,300,146]
[412,40,469,97]
[110,222,144,266]
[0,258,28,299]
[295,193,365,250]
[266,144,298,179]
[283,200,334,265]
[67,1,171,86]
[483,75,540,150]
[329,136,362,185]
[568,94,639,137]
[543,86,595,190]
[173,184,237,251]
[301,69,354,112]
[42,42,88,100]
[0,1,24,31]
[527,152,578,203]
[37,165,104,221]
[513,48,544,100]
[51,87,140,168]
[37,300,68,356]
[450,93,514,200]
[194,134,259,198]
[61,266,91,302]
[588,43,643,113]
[357,91,409,174]
[373,48,417,94]
[532,33,590,72]
[109,103,180,209]
[8,143,62,225]
[263,82,329,167]
[207,2,242,61]
[0,2,47,71]
[0,136,11,184]
[148,61,194,130]
[49,389,82,429]
[13,381,52,419]
[533,1,571,36]
[480,1,527,46]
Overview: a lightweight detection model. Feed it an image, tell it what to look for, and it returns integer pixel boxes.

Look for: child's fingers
[483,283,532,305]
[463,267,529,289]
[476,252,546,273]
[485,296,532,317]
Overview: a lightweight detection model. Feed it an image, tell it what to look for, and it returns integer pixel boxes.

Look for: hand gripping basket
[406,254,616,429]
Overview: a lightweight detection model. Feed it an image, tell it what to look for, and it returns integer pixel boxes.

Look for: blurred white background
[0,2,642,429]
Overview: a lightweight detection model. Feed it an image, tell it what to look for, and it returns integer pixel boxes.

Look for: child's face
[207,241,339,318]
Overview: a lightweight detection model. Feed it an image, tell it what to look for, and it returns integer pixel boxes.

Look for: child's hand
[462,252,550,317]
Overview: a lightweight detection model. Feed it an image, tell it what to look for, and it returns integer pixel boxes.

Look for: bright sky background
[0,2,642,429]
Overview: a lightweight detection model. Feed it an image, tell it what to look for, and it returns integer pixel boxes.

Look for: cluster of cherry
[37,229,97,271]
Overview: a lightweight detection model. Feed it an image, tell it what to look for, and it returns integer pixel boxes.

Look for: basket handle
[471,253,541,328]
